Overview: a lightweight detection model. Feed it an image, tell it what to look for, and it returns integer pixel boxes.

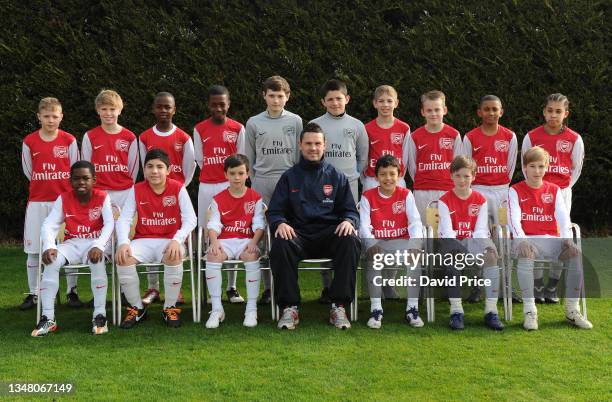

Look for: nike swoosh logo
[520,198,530,202]
[206,276,216,280]
[370,140,380,145]
[171,282,181,285]
[418,144,427,150]
[291,189,299,193]
[449,211,456,215]
[202,137,211,143]
[65,214,75,217]
[32,152,41,157]
[534,144,544,148]
[473,146,482,152]
[221,211,231,215]
[139,201,149,205]
[248,279,258,282]
[95,285,106,289]
[94,145,104,150]
[371,208,381,211]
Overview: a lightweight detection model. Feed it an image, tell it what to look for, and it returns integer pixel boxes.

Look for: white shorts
[512,235,564,260]
[360,176,407,193]
[107,188,132,211]
[55,238,102,265]
[472,185,509,226]
[413,190,446,225]
[559,187,572,214]
[24,201,54,253]
[216,238,252,260]
[130,238,185,264]
[252,175,280,206]
[198,182,229,227]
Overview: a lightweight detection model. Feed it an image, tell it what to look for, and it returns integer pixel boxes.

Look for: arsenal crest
[174,141,183,152]
[343,128,355,139]
[439,137,454,150]
[541,193,553,204]
[390,132,403,145]
[283,125,296,136]
[556,140,573,153]
[53,145,68,158]
[392,201,405,214]
[88,206,102,221]
[323,184,333,196]
[244,201,256,214]
[163,195,177,207]
[494,140,509,152]
[223,131,238,143]
[468,204,481,217]
[115,139,129,152]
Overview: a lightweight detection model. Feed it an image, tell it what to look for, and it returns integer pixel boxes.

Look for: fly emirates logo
[32,162,70,181]
[95,154,128,173]
[373,219,407,239]
[418,154,451,172]
[521,206,553,222]
[225,220,252,236]
[141,211,177,226]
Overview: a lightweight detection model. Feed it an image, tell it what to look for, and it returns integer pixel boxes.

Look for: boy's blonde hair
[523,146,550,166]
[373,85,398,100]
[546,93,569,109]
[38,97,62,112]
[95,89,123,109]
[450,155,477,174]
[263,76,291,95]
[421,90,445,106]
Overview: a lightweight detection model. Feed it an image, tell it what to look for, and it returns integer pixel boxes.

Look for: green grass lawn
[0,244,610,401]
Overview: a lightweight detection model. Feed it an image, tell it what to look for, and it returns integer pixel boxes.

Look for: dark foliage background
[1,0,610,239]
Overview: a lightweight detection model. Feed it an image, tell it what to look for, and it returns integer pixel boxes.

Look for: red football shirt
[364,119,410,178]
[195,118,243,184]
[510,180,559,236]
[214,188,262,239]
[439,190,487,239]
[61,188,108,240]
[140,126,191,184]
[133,178,183,239]
[85,126,137,191]
[362,186,412,239]
[411,124,460,190]
[465,125,515,186]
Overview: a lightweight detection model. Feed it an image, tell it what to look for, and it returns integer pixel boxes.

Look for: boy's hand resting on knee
[163,240,182,262]
[518,240,536,259]
[42,249,57,265]
[208,240,224,257]
[116,244,133,266]
[559,240,579,261]
[245,240,260,255]
[88,247,104,263]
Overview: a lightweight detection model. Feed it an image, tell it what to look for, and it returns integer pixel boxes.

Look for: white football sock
[163,264,183,308]
[366,265,382,299]
[564,256,582,313]
[406,266,421,310]
[370,297,382,312]
[226,270,237,290]
[146,266,160,290]
[483,266,499,314]
[244,261,260,313]
[40,254,66,320]
[449,298,463,314]
[90,261,107,318]
[26,253,39,294]
[206,262,223,312]
[517,258,536,313]
[118,265,143,309]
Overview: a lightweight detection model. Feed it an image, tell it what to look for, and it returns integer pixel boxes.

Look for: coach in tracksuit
[268,122,361,330]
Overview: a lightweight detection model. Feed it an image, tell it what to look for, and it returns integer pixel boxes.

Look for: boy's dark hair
[320,79,348,98]
[154,91,175,104]
[374,154,401,176]
[263,76,290,95]
[207,85,230,100]
[144,148,170,168]
[224,154,250,172]
[479,94,502,108]
[300,122,326,141]
[70,160,96,176]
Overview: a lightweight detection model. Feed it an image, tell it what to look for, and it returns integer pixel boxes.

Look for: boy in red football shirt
[508,147,591,330]
[115,149,197,328]
[205,154,265,328]
[437,156,503,330]
[406,90,462,223]
[139,92,196,305]
[194,85,246,304]
[359,155,423,329]
[32,161,114,336]
[82,89,139,211]
[21,97,80,310]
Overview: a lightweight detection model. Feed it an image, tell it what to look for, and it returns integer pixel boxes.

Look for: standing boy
[21,97,79,310]
[194,85,246,303]
[139,92,196,305]
[245,76,302,304]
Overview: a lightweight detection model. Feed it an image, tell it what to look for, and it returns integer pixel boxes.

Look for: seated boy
[32,161,114,336]
[205,154,265,328]
[115,149,197,328]
[508,146,592,330]
[359,155,423,329]
[437,156,503,330]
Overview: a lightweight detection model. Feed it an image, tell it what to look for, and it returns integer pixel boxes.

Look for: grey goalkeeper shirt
[245,109,303,178]
[309,112,368,182]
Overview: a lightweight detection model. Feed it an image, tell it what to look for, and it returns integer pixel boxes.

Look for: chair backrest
[497,199,508,226]
[425,200,439,238]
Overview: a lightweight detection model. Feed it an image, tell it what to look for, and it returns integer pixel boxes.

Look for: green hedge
[1,0,610,239]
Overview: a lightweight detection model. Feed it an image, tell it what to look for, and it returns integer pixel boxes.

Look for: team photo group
[21,75,592,338]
